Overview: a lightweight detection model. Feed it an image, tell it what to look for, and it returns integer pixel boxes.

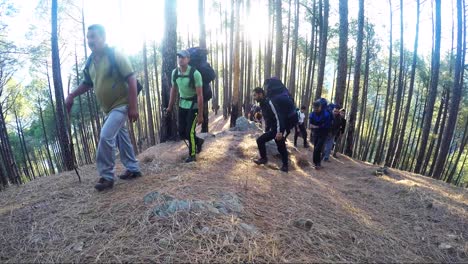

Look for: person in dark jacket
[252,87,289,172]
[333,108,347,157]
[323,105,344,161]
[294,106,308,148]
[309,100,332,169]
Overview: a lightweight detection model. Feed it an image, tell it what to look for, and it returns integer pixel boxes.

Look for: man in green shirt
[167,50,204,163]
[65,24,141,191]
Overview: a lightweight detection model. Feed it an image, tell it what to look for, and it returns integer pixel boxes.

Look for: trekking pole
[66,112,81,183]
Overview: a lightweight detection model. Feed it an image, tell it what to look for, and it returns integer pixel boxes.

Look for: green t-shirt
[82,48,134,114]
[171,66,203,109]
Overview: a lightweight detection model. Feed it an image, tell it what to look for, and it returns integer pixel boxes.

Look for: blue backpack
[264,78,299,130]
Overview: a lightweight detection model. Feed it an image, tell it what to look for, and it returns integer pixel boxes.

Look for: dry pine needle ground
[0,116,466,263]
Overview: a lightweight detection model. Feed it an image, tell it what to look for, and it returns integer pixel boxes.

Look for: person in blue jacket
[309,100,332,169]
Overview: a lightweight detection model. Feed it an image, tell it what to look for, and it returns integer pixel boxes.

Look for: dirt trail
[0,116,466,263]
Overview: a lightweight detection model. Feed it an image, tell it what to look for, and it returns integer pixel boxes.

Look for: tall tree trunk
[446,121,467,183]
[230,0,241,128]
[274,0,283,77]
[143,41,155,146]
[334,0,348,107]
[51,0,73,171]
[385,0,405,166]
[375,0,393,164]
[315,0,329,99]
[428,90,449,175]
[414,0,442,173]
[264,0,274,80]
[392,0,420,167]
[432,0,464,180]
[344,0,364,157]
[39,104,55,175]
[0,105,21,184]
[198,0,207,48]
[198,0,209,132]
[305,0,317,110]
[160,0,178,142]
[283,0,292,82]
[355,33,371,158]
[288,0,300,96]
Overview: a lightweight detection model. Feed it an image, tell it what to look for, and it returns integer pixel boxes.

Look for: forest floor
[0,114,467,263]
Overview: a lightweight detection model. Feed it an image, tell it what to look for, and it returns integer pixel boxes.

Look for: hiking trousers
[323,135,335,160]
[294,123,308,146]
[313,133,327,166]
[256,130,288,167]
[97,105,140,181]
[178,108,201,157]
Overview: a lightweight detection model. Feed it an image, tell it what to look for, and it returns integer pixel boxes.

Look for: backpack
[264,78,299,130]
[172,47,216,102]
[84,47,143,94]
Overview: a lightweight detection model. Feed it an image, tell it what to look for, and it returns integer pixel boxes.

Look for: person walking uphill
[252,86,290,173]
[294,106,309,148]
[323,105,344,161]
[167,50,205,163]
[65,24,141,192]
[309,100,332,169]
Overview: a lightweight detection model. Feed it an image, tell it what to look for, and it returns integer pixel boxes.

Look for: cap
[177,50,190,58]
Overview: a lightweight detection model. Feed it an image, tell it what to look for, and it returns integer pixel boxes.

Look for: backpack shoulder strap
[172,68,179,85]
[105,47,120,78]
[84,55,93,71]
[189,66,196,89]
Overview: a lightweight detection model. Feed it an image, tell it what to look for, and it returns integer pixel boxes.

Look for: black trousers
[179,108,201,157]
[313,132,327,166]
[256,130,288,166]
[294,123,308,146]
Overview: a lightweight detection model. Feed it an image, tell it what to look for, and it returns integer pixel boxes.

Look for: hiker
[309,100,332,169]
[333,108,347,157]
[65,24,141,191]
[294,106,309,148]
[252,86,289,173]
[166,49,205,163]
[249,104,263,127]
[323,105,344,161]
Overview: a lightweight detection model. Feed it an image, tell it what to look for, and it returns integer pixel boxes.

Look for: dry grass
[0,116,467,263]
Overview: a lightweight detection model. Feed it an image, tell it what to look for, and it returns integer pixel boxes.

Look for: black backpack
[172,47,216,102]
[84,47,143,94]
[264,78,299,130]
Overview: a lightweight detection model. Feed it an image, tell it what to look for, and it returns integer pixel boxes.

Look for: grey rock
[159,238,171,247]
[232,117,262,132]
[293,219,313,231]
[216,192,243,214]
[239,223,258,234]
[438,242,453,250]
[144,191,174,204]
[144,191,161,204]
[72,241,84,252]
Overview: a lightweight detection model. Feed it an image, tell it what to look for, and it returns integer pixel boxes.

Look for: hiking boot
[185,156,197,163]
[253,158,268,165]
[95,178,114,191]
[313,164,322,170]
[323,158,331,162]
[119,170,142,180]
[280,165,288,173]
[196,138,205,154]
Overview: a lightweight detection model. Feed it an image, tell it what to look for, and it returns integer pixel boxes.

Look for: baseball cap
[177,50,190,58]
